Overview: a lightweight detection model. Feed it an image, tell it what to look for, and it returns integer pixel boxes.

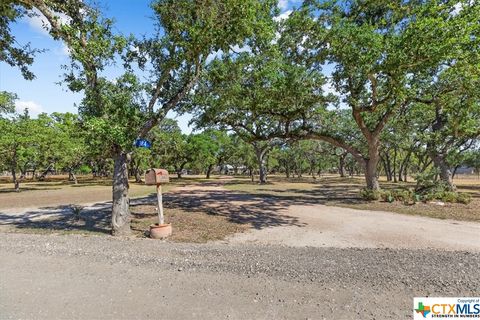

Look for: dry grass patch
[130,205,249,243]
[0,176,204,210]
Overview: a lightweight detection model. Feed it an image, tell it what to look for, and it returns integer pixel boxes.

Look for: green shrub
[79,164,92,174]
[456,193,472,204]
[414,170,438,191]
[421,190,471,204]
[360,187,471,205]
[360,188,380,201]
[380,190,394,203]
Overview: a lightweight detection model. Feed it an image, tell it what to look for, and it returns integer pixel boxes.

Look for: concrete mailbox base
[150,223,172,239]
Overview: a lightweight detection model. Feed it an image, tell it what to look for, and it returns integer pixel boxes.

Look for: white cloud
[62,44,71,55]
[230,44,251,54]
[274,10,292,22]
[25,9,71,36]
[277,0,302,12]
[451,2,463,15]
[278,0,289,10]
[26,11,50,36]
[322,80,338,96]
[206,49,223,63]
[15,101,45,117]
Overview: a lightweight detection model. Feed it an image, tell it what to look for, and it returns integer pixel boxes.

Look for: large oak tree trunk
[254,147,268,184]
[364,143,380,190]
[430,153,456,191]
[112,150,131,236]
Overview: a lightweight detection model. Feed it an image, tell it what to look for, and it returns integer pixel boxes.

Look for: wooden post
[156,183,164,225]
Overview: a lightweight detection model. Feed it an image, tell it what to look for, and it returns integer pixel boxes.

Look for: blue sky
[0,0,305,133]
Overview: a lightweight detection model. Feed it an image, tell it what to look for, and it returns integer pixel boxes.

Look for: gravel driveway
[1,233,479,319]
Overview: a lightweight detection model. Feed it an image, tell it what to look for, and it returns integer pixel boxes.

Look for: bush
[360,187,471,205]
[456,193,472,204]
[360,188,380,201]
[414,170,438,191]
[380,190,394,203]
[79,164,92,174]
[425,191,472,204]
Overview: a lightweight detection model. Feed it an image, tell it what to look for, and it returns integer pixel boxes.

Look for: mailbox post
[156,184,164,225]
[145,168,171,239]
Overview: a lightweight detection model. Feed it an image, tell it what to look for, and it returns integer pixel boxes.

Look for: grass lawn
[224,175,480,222]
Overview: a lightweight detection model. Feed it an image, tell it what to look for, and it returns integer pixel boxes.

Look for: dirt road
[227,204,480,251]
[168,182,480,251]
[1,233,479,319]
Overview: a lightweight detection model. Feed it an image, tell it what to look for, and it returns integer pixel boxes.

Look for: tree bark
[392,147,398,183]
[134,169,142,183]
[430,153,456,191]
[382,157,391,181]
[12,168,19,192]
[338,153,347,177]
[364,142,380,190]
[452,165,460,180]
[111,150,131,236]
[69,169,78,184]
[398,151,411,182]
[206,164,213,179]
[254,146,268,184]
[38,163,54,181]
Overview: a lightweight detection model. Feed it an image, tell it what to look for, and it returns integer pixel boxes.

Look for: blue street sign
[134,139,152,149]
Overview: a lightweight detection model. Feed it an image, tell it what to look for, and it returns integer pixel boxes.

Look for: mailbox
[145,168,170,185]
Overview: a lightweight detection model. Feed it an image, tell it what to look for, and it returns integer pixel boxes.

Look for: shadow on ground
[0,181,361,234]
[0,201,114,234]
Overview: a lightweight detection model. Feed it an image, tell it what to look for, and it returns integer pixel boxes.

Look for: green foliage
[0,1,38,79]
[422,190,472,205]
[414,170,441,191]
[78,164,92,174]
[359,188,381,201]
[361,187,472,205]
[0,91,17,115]
[153,0,276,58]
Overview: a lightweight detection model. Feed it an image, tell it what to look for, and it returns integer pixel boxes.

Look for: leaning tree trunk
[38,163,54,181]
[112,150,131,236]
[69,169,78,185]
